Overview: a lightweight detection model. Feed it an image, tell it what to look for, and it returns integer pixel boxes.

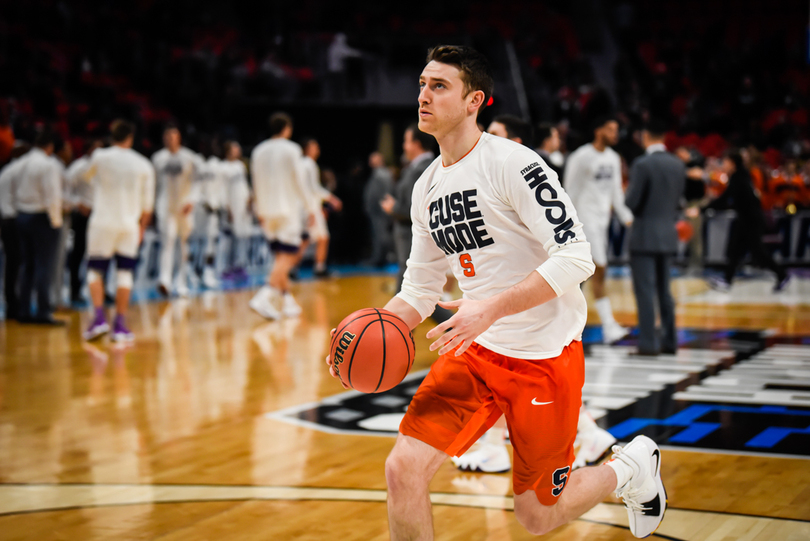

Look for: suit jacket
[625,149,685,254]
[392,153,434,228]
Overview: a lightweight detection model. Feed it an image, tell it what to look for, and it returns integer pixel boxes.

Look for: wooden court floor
[1,274,809,540]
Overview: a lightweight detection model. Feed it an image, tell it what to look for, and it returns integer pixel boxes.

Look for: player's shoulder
[151,148,169,161]
[568,143,593,159]
[479,132,542,173]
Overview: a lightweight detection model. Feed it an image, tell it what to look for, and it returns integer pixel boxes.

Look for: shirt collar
[646,143,667,154]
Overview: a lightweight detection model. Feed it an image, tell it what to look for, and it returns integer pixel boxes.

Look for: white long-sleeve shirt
[251,137,317,219]
[151,146,203,216]
[563,143,633,229]
[82,146,155,229]
[12,148,63,227]
[301,156,330,205]
[396,132,595,359]
[0,156,26,219]
[65,154,95,209]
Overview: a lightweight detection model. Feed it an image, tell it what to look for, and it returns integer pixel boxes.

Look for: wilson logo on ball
[332,331,357,375]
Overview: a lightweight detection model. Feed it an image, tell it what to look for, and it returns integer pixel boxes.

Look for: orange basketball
[330,308,415,393]
[676,219,694,242]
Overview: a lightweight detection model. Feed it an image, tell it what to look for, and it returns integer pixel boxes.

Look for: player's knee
[514,498,556,536]
[384,448,426,494]
[116,270,134,289]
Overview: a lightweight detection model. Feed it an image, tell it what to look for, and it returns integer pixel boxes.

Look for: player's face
[164,129,181,151]
[228,143,242,160]
[602,121,619,146]
[417,61,476,138]
[307,141,321,160]
[403,130,420,162]
[547,128,560,152]
[486,121,509,140]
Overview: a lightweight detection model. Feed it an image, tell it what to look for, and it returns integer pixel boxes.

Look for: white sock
[607,456,634,491]
[578,406,598,434]
[595,297,615,326]
[315,262,326,272]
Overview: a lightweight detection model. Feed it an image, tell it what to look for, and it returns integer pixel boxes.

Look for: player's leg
[174,211,194,297]
[391,345,501,539]
[385,434,449,540]
[84,224,114,340]
[629,253,659,354]
[655,254,677,353]
[585,223,626,344]
[503,342,665,538]
[202,209,220,289]
[110,230,139,342]
[158,213,177,296]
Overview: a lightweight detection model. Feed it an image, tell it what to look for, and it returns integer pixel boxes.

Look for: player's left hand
[426,298,497,357]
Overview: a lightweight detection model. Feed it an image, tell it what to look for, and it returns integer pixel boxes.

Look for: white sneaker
[202,267,219,289]
[451,442,512,473]
[573,426,617,469]
[610,435,667,538]
[603,322,628,344]
[282,293,302,317]
[249,289,281,320]
[175,282,190,298]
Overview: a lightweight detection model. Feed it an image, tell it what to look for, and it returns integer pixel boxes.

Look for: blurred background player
[452,114,615,474]
[250,112,318,319]
[564,116,634,344]
[152,124,203,297]
[298,137,342,278]
[220,140,252,281]
[535,122,564,178]
[81,120,154,342]
[51,139,73,309]
[13,130,65,325]
[197,137,225,289]
[364,151,394,268]
[65,138,104,305]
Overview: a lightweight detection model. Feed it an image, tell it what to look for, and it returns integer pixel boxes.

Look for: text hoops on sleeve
[521,162,576,244]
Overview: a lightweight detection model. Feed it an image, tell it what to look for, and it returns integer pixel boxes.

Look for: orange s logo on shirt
[459,254,475,277]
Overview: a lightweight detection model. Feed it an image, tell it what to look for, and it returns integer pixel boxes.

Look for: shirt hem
[473,335,580,360]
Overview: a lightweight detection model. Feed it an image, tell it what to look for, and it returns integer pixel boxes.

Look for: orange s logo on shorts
[459,253,475,277]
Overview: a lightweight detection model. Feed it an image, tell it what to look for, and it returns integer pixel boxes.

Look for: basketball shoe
[84,308,109,341]
[282,293,302,317]
[202,266,219,289]
[603,321,628,344]
[249,286,281,320]
[451,442,512,474]
[572,426,616,469]
[111,314,135,343]
[609,435,667,538]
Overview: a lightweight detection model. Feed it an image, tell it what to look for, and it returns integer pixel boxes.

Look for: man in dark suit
[625,121,685,355]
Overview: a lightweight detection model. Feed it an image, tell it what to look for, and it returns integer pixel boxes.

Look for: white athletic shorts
[87,224,140,260]
[583,222,608,267]
[307,209,329,240]
[260,214,302,248]
[159,211,195,242]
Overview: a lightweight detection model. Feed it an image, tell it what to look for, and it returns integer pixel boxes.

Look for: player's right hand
[325,328,350,389]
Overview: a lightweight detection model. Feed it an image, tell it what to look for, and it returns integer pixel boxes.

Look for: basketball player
[250,113,318,319]
[220,141,252,279]
[199,139,225,289]
[82,120,154,342]
[152,124,204,297]
[298,137,342,278]
[451,115,616,475]
[564,116,634,344]
[327,46,665,539]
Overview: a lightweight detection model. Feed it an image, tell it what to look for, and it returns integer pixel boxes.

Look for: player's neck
[592,139,607,152]
[438,123,482,167]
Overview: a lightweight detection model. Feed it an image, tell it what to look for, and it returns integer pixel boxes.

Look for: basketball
[330,308,415,393]
[676,219,694,242]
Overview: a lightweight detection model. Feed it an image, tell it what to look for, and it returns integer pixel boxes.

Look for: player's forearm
[383,296,423,331]
[484,271,557,322]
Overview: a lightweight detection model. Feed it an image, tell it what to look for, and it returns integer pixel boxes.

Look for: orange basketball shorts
[400,340,584,506]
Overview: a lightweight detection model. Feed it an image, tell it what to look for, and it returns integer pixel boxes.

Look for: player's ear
[468,90,485,114]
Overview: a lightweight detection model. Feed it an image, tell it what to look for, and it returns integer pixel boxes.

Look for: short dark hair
[300,137,318,151]
[34,128,55,149]
[110,119,135,143]
[405,124,435,152]
[536,122,556,146]
[426,45,493,116]
[591,114,618,135]
[644,118,668,138]
[492,115,533,147]
[163,122,179,134]
[269,112,293,136]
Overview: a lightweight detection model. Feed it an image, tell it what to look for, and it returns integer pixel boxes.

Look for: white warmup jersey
[563,143,632,229]
[300,155,330,239]
[221,159,252,236]
[396,133,595,359]
[151,147,203,217]
[83,146,155,258]
[201,156,225,210]
[251,138,317,245]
